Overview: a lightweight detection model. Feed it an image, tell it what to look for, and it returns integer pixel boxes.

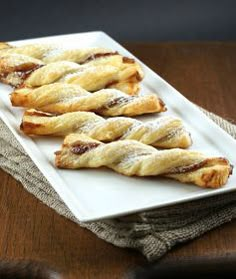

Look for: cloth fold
[0,109,235,261]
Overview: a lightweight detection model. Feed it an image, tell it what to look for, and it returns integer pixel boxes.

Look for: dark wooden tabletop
[0,42,235,279]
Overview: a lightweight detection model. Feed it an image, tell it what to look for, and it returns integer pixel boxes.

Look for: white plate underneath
[0,31,235,222]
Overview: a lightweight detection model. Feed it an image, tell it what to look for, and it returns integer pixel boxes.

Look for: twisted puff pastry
[0,42,11,50]
[0,42,120,63]
[55,134,232,188]
[11,83,166,116]
[0,53,143,94]
[21,109,191,149]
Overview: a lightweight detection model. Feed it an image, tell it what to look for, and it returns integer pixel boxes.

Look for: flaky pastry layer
[11,83,166,116]
[21,109,191,149]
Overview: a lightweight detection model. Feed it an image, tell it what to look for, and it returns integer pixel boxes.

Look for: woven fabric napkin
[0,109,235,261]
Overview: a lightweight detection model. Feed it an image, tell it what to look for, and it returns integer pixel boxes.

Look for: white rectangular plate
[0,32,235,222]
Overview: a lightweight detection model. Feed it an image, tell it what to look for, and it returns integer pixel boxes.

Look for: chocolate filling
[105,96,133,108]
[71,142,100,155]
[93,96,133,114]
[165,157,231,175]
[0,64,43,87]
[158,97,167,110]
[18,64,43,81]
[132,71,143,82]
[105,79,119,88]
[82,52,118,64]
[230,164,234,175]
[166,161,207,174]
[122,57,135,64]
[2,64,42,78]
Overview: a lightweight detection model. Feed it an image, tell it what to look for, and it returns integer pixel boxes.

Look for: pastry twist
[0,42,12,50]
[55,134,232,188]
[0,52,143,94]
[21,109,191,149]
[0,42,119,63]
[11,83,166,116]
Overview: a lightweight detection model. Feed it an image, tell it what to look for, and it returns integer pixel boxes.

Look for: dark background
[1,0,236,42]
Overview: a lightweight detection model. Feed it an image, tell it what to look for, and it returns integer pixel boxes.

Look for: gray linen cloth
[0,110,235,261]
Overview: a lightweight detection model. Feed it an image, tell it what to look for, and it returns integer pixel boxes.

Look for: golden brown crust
[11,83,166,116]
[55,134,232,188]
[21,109,191,149]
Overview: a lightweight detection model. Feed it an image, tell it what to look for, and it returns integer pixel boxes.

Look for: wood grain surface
[0,42,235,279]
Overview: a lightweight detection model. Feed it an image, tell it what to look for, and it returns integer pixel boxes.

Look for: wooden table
[0,43,235,278]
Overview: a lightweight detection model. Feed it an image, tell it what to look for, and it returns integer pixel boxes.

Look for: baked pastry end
[167,158,233,188]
